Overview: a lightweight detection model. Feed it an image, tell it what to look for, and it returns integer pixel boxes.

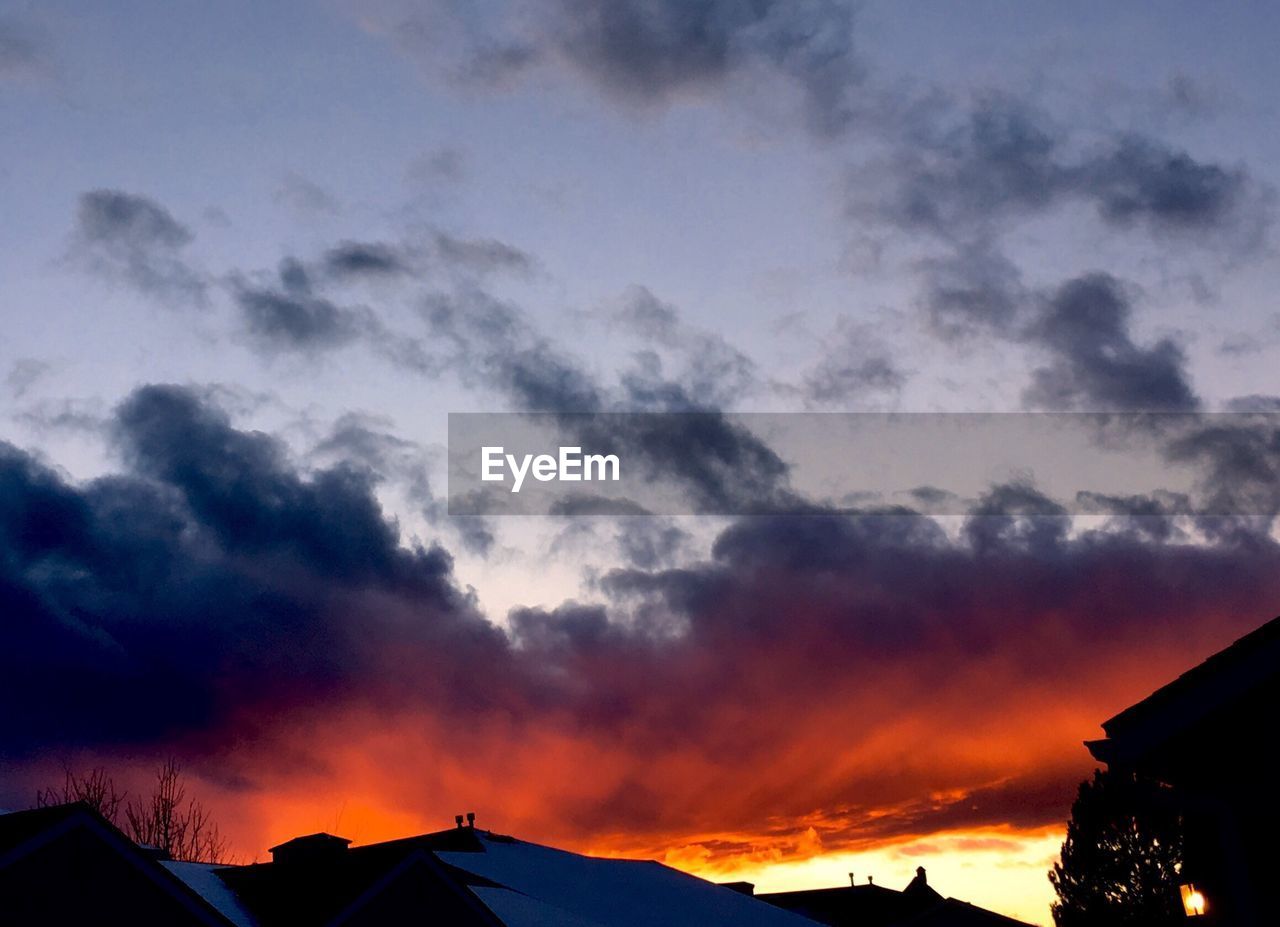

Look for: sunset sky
[4,3,1280,923]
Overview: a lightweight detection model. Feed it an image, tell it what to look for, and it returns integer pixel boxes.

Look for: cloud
[611,286,757,410]
[915,259,1199,411]
[799,316,905,406]
[408,146,469,185]
[0,385,506,755]
[233,259,375,352]
[431,286,793,511]
[1022,273,1198,412]
[431,231,536,277]
[71,190,207,304]
[427,287,603,412]
[4,386,1280,866]
[322,241,414,279]
[1163,415,1280,517]
[1225,395,1280,413]
[273,172,341,215]
[370,0,865,136]
[916,240,1025,339]
[874,95,1269,246]
[614,517,692,569]
[0,16,48,82]
[5,359,50,399]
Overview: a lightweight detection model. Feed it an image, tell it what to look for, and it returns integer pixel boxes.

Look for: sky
[3,2,1280,923]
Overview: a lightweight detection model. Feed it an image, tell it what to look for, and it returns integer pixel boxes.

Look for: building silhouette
[1087,614,1280,925]
[749,866,1034,926]
[0,802,818,926]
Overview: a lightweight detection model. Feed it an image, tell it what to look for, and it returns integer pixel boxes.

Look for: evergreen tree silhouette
[1050,768,1185,926]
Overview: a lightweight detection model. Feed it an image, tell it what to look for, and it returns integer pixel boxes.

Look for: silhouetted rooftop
[1087,614,1280,772]
[758,866,1031,927]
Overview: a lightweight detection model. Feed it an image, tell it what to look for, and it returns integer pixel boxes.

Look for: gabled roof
[0,802,238,926]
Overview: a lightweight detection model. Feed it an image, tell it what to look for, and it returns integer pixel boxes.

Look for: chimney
[455,814,465,829]
[915,866,927,884]
[269,833,351,866]
[848,873,856,887]
[137,843,171,862]
[466,811,476,828]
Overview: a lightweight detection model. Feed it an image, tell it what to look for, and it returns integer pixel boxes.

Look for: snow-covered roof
[439,834,816,927]
[162,861,260,927]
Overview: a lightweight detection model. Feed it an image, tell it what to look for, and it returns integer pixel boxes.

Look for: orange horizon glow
[18,612,1254,927]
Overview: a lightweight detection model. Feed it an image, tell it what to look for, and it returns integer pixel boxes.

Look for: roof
[216,829,503,927]
[437,832,818,927]
[163,861,261,927]
[0,802,84,856]
[758,869,1032,927]
[1087,614,1280,772]
[901,898,1039,927]
[8,805,1031,927]
[167,823,814,926]
[0,802,239,926]
[761,883,916,925]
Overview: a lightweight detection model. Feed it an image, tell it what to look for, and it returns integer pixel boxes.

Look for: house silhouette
[1087,613,1280,925]
[749,866,1034,926]
[0,803,818,926]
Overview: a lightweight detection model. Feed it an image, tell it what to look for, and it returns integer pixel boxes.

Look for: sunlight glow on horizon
[656,827,1063,926]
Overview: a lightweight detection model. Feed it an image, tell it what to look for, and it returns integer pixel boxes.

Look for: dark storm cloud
[71,190,207,304]
[582,500,1280,839]
[0,385,508,755]
[1022,273,1198,412]
[876,96,1267,244]
[6,387,1280,848]
[314,412,496,558]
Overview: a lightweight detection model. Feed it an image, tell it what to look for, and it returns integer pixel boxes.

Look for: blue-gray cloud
[71,191,208,304]
[878,96,1268,245]
[379,0,864,136]
[1023,274,1197,412]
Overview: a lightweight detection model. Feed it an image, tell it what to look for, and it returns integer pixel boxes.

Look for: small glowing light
[1180,883,1207,917]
